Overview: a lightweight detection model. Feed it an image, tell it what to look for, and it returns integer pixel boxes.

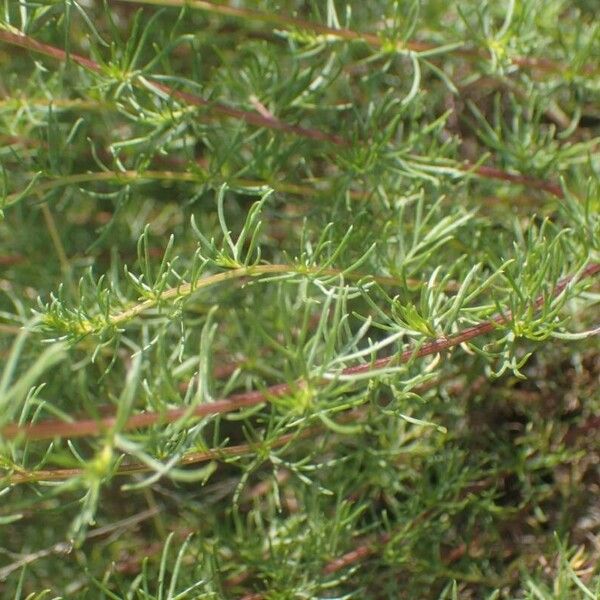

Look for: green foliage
[0,1,599,598]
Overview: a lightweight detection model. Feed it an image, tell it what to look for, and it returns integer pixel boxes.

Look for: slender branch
[4,171,212,208]
[5,413,351,485]
[3,426,314,484]
[4,162,566,212]
[116,0,596,77]
[115,0,434,51]
[1,381,290,442]
[0,255,24,266]
[0,30,566,197]
[3,170,352,208]
[0,30,344,145]
[3,262,597,443]
[472,165,564,198]
[0,97,111,111]
[322,531,392,575]
[53,263,431,335]
[2,381,446,487]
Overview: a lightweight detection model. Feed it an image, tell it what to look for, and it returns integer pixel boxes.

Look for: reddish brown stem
[0,30,566,197]
[323,532,391,575]
[2,263,598,443]
[472,165,564,198]
[1,383,291,441]
[6,425,316,484]
[0,255,25,266]
[118,0,593,77]
[0,30,344,146]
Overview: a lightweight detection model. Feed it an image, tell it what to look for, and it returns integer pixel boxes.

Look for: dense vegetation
[1,1,599,598]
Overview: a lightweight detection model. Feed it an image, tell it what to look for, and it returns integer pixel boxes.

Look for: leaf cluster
[0,1,599,598]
